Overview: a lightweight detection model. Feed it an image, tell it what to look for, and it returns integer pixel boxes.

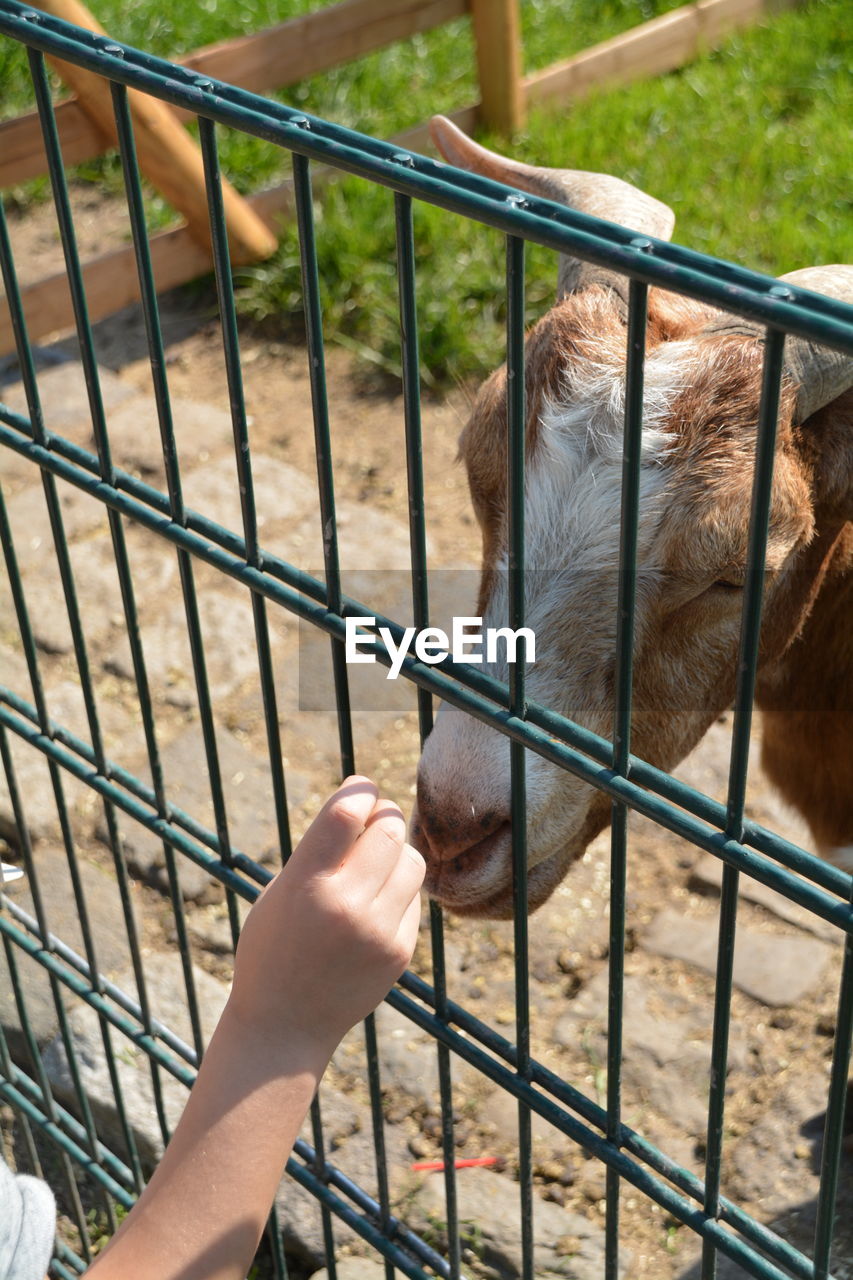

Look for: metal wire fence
[0,2,851,1278]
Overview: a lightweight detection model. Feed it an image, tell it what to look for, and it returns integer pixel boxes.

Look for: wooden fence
[0,0,795,355]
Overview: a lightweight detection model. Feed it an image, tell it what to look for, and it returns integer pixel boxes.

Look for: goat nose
[412,781,508,863]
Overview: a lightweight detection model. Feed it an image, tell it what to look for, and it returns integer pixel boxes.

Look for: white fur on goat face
[482,341,692,723]
[415,338,714,914]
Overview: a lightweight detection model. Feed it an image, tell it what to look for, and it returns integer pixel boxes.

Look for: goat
[412,116,853,919]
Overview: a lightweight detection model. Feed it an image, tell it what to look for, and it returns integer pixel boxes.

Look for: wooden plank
[182,0,467,97]
[525,0,796,108]
[1,0,466,190]
[31,0,276,265]
[0,99,103,189]
[469,0,523,135]
[0,223,211,355]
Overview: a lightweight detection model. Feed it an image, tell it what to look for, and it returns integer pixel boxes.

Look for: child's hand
[228,776,425,1059]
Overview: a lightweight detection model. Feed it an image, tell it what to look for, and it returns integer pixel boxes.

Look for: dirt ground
[2,188,852,1279]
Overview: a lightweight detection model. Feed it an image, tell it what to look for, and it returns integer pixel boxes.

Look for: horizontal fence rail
[1,2,852,1279]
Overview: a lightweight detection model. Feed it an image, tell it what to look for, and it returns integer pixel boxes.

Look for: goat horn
[701,265,853,422]
[429,115,675,305]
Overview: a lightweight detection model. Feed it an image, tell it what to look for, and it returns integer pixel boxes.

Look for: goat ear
[429,115,675,305]
[775,267,853,423]
[779,267,853,519]
[700,264,853,514]
[701,266,853,424]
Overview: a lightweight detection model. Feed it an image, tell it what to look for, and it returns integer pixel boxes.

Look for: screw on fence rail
[395,189,462,1279]
[605,276,650,1279]
[701,328,786,1280]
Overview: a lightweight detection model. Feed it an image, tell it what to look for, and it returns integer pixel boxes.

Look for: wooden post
[31,0,277,265]
[469,0,524,135]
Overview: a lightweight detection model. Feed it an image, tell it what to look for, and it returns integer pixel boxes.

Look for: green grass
[1,0,850,384]
[237,0,852,384]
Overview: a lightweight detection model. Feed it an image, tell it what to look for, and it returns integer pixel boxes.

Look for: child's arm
[88,776,424,1280]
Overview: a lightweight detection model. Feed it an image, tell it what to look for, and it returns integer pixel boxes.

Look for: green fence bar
[395,189,463,1279]
[605,275,650,1280]
[505,231,534,1280]
[1,1,852,1277]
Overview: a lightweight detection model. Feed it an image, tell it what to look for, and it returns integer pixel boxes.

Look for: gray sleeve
[0,1156,56,1280]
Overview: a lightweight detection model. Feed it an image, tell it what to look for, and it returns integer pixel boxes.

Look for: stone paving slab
[92,394,234,480]
[690,853,843,943]
[9,520,237,660]
[0,655,146,845]
[643,908,834,1007]
[179,452,319,539]
[1,362,136,448]
[104,723,308,902]
[104,581,278,710]
[0,705,87,844]
[42,952,228,1167]
[672,714,814,849]
[555,971,747,1138]
[0,842,133,1059]
[5,476,109,551]
[312,1262,391,1280]
[179,452,421,573]
[6,531,125,656]
[407,1165,629,1279]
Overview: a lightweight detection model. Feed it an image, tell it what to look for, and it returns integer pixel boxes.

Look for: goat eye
[712,576,745,592]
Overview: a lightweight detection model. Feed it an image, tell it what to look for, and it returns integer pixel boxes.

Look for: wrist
[218,992,338,1077]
